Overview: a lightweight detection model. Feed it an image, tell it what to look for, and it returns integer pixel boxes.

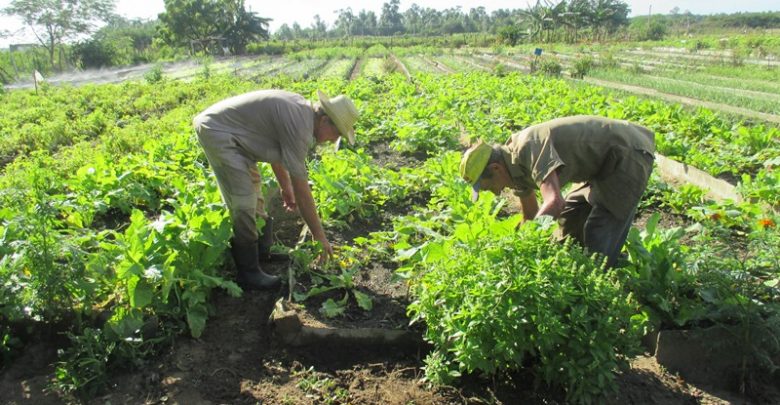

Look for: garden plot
[667,71,780,94]
[581,76,780,124]
[450,53,498,71]
[359,57,387,78]
[625,47,780,67]
[551,51,676,72]
[236,56,296,79]
[399,56,446,75]
[1,56,234,88]
[318,58,356,79]
[587,69,780,115]
[647,46,780,66]
[439,55,491,72]
[275,58,328,79]
[2,63,779,404]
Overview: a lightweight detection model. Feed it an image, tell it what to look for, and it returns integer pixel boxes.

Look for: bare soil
[0,275,756,405]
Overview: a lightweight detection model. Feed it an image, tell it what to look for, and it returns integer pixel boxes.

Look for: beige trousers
[195,126,267,244]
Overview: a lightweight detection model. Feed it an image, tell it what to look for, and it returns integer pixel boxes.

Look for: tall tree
[402,4,422,35]
[221,0,270,53]
[418,7,441,35]
[379,0,403,35]
[334,8,355,38]
[441,7,467,34]
[468,7,489,32]
[3,0,116,69]
[275,23,294,40]
[310,14,327,39]
[354,10,377,36]
[589,0,630,41]
[158,0,269,55]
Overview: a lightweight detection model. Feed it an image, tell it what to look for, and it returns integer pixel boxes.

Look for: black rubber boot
[257,217,289,263]
[257,216,274,262]
[231,239,280,290]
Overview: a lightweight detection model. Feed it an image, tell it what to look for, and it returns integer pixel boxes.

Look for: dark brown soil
[0,285,755,405]
[1,142,776,405]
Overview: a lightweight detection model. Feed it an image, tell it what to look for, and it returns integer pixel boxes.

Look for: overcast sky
[2,0,779,48]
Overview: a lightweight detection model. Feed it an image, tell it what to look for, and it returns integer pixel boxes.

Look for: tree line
[1,0,779,80]
[274,0,633,44]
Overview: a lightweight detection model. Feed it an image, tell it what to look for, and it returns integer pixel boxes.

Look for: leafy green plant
[739,163,780,208]
[571,55,594,79]
[108,198,239,339]
[663,183,707,213]
[292,366,351,404]
[687,227,780,390]
[144,64,164,83]
[628,61,645,74]
[536,56,562,76]
[598,51,619,69]
[309,148,406,226]
[622,213,704,328]
[53,328,116,400]
[0,168,99,326]
[293,247,372,318]
[492,62,508,77]
[406,211,645,403]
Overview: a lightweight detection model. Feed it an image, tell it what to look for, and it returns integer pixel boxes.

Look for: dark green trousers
[557,183,637,268]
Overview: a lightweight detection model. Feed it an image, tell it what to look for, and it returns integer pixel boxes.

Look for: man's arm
[518,193,539,222]
[537,169,566,218]
[271,162,296,211]
[289,175,333,257]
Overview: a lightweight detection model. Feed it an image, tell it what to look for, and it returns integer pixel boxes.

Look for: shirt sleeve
[531,138,565,185]
[508,155,537,198]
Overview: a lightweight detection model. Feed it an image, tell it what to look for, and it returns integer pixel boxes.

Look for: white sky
[2,0,779,48]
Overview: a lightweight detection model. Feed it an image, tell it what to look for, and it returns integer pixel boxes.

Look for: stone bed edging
[654,153,741,203]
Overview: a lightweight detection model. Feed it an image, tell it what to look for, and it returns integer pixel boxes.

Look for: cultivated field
[1,42,779,404]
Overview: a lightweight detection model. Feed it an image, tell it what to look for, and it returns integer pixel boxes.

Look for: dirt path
[349,58,363,81]
[582,77,780,124]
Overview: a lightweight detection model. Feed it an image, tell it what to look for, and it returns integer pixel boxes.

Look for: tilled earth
[1,209,765,405]
[2,146,777,404]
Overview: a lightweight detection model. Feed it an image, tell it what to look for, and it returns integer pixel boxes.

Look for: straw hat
[317,90,359,145]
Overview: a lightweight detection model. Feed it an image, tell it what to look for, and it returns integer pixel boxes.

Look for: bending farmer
[194,89,359,289]
[460,115,655,267]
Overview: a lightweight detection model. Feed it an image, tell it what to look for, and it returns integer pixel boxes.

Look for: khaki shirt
[193,90,315,179]
[501,115,655,218]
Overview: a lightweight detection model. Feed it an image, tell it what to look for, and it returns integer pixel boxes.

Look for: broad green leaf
[320,294,348,318]
[186,304,208,338]
[353,290,373,311]
[129,277,154,308]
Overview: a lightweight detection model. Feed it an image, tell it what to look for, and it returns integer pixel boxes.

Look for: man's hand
[272,162,296,212]
[281,187,297,212]
[315,235,333,264]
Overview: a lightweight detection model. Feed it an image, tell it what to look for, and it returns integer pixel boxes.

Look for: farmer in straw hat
[194,89,359,289]
[460,115,655,267]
